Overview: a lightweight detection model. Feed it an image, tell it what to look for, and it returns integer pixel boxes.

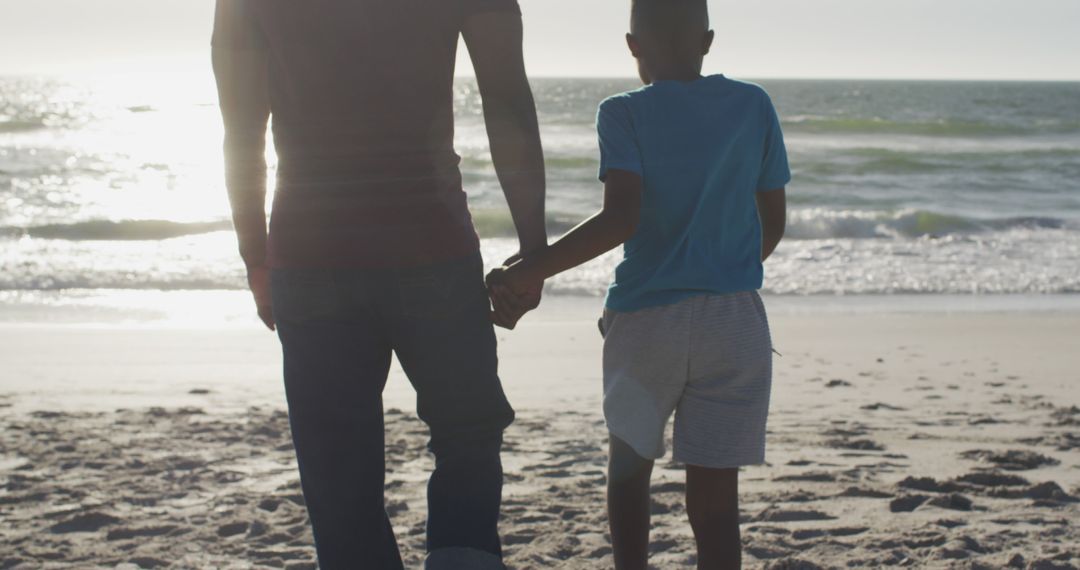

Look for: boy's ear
[626,33,642,58]
[702,30,715,55]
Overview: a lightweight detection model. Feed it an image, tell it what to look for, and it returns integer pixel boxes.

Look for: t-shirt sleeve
[757,94,791,192]
[460,0,521,18]
[596,98,643,182]
[211,0,265,50]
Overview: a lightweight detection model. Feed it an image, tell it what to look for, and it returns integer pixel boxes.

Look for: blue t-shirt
[597,74,790,311]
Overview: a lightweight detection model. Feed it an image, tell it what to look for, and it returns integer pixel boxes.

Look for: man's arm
[495,169,642,291]
[756,188,786,262]
[462,12,547,255]
[212,0,273,329]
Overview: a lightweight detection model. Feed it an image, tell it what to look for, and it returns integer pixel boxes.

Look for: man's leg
[272,270,403,570]
[389,255,514,568]
[608,434,654,570]
[685,465,741,570]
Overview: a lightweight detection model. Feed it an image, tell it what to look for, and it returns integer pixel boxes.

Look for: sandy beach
[1,296,1078,569]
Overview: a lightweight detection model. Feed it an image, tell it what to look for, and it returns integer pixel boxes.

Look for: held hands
[486,255,543,330]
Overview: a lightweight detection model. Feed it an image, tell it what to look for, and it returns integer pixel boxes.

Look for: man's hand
[486,278,541,331]
[486,256,542,330]
[246,265,275,331]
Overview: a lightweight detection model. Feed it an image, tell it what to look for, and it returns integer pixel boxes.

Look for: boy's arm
[212,0,273,329]
[756,188,786,261]
[462,12,548,256]
[755,92,789,264]
[496,169,642,291]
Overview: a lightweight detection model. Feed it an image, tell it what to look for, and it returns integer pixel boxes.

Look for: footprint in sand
[257,498,281,512]
[650,499,675,515]
[959,449,1060,470]
[838,486,892,499]
[968,416,1005,425]
[764,559,825,570]
[955,471,1030,487]
[503,532,537,546]
[860,403,907,411]
[755,507,836,522]
[216,521,249,538]
[127,557,170,568]
[1048,405,1080,427]
[1020,433,1079,452]
[258,532,294,546]
[759,489,821,503]
[987,481,1078,504]
[650,481,686,494]
[648,536,679,553]
[898,476,962,493]
[48,512,122,534]
[385,501,409,517]
[537,468,573,478]
[823,425,870,436]
[105,525,178,541]
[926,493,974,511]
[826,438,885,451]
[247,521,269,538]
[774,471,836,483]
[935,535,986,560]
[889,494,930,512]
[282,493,306,507]
[791,526,868,540]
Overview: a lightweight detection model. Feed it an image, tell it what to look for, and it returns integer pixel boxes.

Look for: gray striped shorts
[600,291,772,469]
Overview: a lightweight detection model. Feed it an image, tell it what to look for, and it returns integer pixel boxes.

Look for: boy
[487,0,789,567]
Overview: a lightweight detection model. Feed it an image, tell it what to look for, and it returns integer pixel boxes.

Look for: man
[212,1,546,568]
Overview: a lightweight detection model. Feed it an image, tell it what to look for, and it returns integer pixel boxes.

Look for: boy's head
[627,0,714,84]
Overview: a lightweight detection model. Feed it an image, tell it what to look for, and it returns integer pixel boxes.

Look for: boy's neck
[643,61,704,84]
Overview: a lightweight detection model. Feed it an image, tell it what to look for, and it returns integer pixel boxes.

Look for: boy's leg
[608,434,654,570]
[388,254,514,569]
[600,302,696,570]
[271,270,402,569]
[676,292,772,570]
[685,465,741,570]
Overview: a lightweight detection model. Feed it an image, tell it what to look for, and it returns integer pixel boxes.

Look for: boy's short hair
[630,0,709,37]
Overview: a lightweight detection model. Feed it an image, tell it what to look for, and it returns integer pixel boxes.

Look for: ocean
[1,76,1079,321]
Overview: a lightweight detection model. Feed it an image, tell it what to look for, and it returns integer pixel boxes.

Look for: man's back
[213,0,522,268]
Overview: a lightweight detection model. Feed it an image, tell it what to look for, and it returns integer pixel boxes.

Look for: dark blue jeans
[271,253,514,569]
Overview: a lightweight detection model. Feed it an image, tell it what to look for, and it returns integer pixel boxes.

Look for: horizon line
[519,76,1080,84]
[2,72,1078,84]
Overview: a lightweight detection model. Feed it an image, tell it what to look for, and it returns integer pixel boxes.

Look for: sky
[1,0,1079,80]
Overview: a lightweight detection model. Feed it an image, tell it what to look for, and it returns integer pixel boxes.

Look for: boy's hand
[486,260,542,330]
